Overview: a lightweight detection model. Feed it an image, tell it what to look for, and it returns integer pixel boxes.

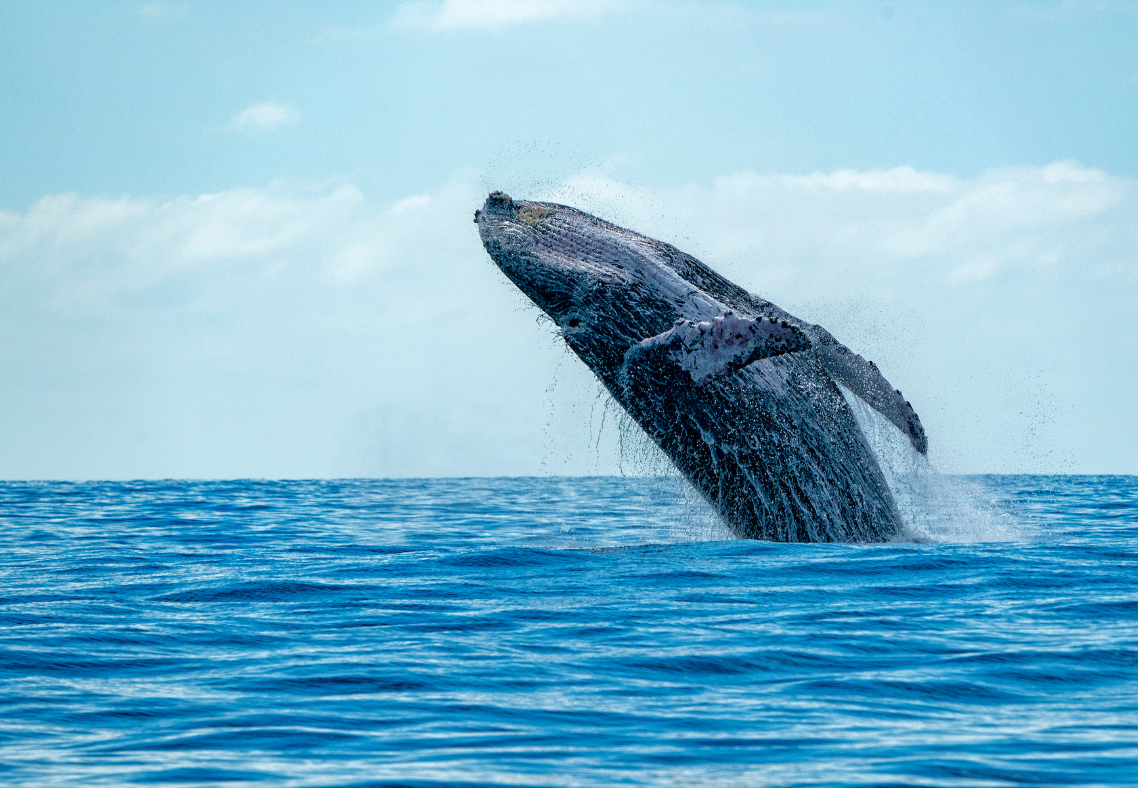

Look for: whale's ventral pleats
[475,192,928,543]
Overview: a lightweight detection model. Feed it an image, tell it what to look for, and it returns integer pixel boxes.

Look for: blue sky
[1,1,1136,478]
[4,1,1138,204]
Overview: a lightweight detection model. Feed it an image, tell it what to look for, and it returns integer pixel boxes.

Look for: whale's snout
[475,190,688,337]
[474,191,515,223]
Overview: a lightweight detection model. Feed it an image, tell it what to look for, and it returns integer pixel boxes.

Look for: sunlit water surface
[1,476,1136,787]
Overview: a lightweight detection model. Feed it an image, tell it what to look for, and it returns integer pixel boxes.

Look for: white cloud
[785,166,959,194]
[1,163,1135,479]
[1008,1,1138,23]
[227,101,300,134]
[531,162,1137,474]
[541,161,1128,286]
[0,181,463,318]
[139,2,186,21]
[391,0,624,31]
[0,175,592,479]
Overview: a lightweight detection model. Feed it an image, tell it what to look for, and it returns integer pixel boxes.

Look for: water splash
[838,384,1023,543]
[577,376,1020,545]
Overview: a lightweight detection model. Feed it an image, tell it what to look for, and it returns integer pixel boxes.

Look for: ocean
[1,475,1135,787]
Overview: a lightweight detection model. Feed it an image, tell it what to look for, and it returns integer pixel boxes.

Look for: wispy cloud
[390,0,624,31]
[323,2,800,42]
[315,25,383,43]
[1008,1,1138,23]
[0,177,542,479]
[227,101,300,134]
[138,2,186,21]
[542,161,1127,285]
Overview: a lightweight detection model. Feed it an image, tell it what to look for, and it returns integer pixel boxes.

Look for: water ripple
[0,476,1136,786]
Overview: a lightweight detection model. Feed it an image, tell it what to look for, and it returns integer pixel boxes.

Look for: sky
[1,0,1136,479]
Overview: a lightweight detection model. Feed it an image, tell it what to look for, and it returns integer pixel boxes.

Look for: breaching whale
[476,191,927,542]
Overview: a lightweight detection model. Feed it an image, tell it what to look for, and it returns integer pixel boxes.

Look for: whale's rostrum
[476,191,928,543]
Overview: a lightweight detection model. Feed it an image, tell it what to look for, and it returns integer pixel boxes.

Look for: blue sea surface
[1,476,1136,787]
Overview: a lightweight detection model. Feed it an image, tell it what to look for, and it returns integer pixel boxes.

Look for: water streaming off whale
[838,384,1022,543]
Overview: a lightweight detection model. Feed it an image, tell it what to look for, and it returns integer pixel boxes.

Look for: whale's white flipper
[621,313,811,385]
[815,341,927,455]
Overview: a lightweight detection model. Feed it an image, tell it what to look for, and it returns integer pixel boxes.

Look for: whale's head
[476,191,724,378]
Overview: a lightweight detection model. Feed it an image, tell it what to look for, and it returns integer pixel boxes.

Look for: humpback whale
[476,191,927,543]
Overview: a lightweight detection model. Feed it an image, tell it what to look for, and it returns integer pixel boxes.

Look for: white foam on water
[837,383,1023,543]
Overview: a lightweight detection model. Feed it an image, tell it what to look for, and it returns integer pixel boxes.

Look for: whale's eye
[568,318,581,328]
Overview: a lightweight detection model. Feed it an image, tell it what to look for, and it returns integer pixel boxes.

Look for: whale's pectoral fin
[620,313,811,388]
[815,343,928,455]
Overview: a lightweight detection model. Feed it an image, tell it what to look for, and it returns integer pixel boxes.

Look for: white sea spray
[838,383,1023,543]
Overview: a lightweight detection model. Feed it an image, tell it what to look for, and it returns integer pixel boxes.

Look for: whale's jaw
[477,191,924,543]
